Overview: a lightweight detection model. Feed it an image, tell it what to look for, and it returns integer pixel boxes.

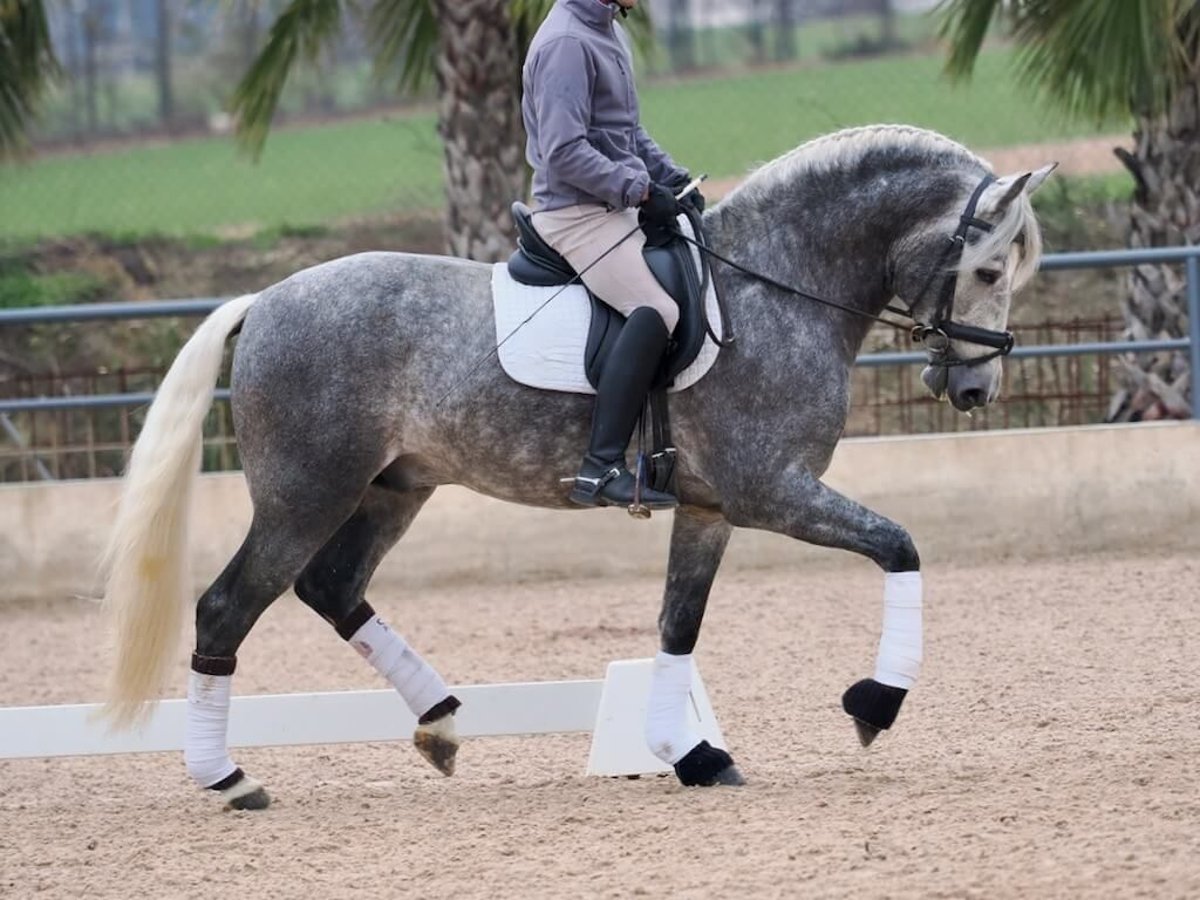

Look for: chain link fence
[2,1,1122,242]
[0,1,1148,482]
[0,316,1132,483]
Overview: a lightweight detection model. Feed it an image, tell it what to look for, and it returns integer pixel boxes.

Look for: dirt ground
[1,552,1197,899]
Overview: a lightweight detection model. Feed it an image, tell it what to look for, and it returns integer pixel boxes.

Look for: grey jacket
[522,0,686,211]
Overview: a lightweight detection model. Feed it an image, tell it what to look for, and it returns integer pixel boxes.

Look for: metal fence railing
[2,246,1198,480]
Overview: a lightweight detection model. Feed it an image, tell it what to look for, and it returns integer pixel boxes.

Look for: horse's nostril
[961,387,988,408]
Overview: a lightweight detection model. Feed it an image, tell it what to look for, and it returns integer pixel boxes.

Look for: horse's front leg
[648,506,745,787]
[723,465,922,748]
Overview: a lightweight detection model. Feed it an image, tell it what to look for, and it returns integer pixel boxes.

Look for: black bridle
[899,173,1015,368]
[678,173,1017,369]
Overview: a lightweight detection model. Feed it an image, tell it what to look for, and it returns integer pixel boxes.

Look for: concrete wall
[3,422,1197,602]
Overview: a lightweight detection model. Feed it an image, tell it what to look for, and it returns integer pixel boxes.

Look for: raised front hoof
[842,678,908,748]
[210,770,271,811]
[673,740,745,787]
[853,719,882,748]
[413,715,459,777]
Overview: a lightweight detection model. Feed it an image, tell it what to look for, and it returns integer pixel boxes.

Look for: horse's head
[895,164,1056,412]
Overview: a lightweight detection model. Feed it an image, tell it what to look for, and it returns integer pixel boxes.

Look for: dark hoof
[210,769,270,811]
[413,716,459,777]
[713,764,746,786]
[853,719,882,748]
[227,786,271,811]
[673,740,744,787]
[842,678,908,747]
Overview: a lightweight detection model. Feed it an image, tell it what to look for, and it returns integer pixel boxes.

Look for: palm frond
[367,0,437,92]
[938,0,1194,122]
[936,0,1002,81]
[229,0,345,158]
[0,0,60,160]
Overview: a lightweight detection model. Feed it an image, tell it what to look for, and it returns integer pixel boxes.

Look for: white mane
[727,124,1042,287]
[737,124,987,194]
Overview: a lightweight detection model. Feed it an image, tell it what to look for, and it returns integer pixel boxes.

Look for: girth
[507,202,709,391]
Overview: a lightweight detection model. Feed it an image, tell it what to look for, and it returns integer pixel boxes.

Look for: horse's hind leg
[293,484,461,776]
[648,506,745,787]
[189,503,354,810]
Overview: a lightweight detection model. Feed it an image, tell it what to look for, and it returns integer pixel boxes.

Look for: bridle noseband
[900,174,1016,369]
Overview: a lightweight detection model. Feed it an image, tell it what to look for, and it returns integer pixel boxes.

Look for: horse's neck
[706,179,906,363]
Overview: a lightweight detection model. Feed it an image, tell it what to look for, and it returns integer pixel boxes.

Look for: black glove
[639,183,680,229]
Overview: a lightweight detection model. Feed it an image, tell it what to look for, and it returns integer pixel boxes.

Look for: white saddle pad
[491,235,722,395]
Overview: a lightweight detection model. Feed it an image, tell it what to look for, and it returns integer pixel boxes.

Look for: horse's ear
[988,174,1030,217]
[1023,162,1058,196]
[989,162,1057,215]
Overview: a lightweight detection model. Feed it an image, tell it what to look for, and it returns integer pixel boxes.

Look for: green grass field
[0,49,1126,240]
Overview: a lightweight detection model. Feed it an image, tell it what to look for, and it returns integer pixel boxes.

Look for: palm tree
[230,0,525,261]
[0,0,60,159]
[232,0,650,262]
[939,0,1200,420]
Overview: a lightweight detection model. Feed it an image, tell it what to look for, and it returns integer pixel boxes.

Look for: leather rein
[676,173,1016,369]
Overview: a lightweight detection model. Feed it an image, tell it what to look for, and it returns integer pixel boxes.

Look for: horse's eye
[975,268,1001,285]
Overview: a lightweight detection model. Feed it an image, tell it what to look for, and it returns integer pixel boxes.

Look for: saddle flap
[643,233,707,385]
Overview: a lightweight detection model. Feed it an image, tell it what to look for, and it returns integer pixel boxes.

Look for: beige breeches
[531,204,680,333]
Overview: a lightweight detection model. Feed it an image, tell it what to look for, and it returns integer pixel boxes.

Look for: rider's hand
[669,173,705,215]
[680,186,705,215]
[639,183,681,228]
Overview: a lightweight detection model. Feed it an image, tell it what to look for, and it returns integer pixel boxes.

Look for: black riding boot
[569,307,679,510]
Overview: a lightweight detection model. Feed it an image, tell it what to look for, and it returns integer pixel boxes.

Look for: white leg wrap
[644,651,700,765]
[184,671,238,789]
[874,571,923,689]
[348,615,449,717]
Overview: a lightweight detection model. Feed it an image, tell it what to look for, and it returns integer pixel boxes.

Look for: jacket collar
[561,0,617,30]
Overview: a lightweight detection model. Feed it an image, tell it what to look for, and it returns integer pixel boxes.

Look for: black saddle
[507,202,709,390]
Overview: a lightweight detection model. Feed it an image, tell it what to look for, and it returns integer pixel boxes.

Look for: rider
[522,0,703,510]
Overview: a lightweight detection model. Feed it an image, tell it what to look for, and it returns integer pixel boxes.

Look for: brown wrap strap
[334,601,377,641]
[191,653,237,676]
[207,768,246,792]
[418,695,462,725]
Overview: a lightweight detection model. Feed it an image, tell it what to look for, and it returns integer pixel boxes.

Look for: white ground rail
[0,658,726,777]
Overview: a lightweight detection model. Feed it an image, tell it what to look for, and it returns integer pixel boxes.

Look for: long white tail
[103,294,259,727]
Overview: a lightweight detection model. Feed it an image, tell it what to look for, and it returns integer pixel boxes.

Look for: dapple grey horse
[103,125,1053,809]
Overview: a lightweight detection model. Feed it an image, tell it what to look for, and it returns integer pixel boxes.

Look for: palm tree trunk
[667,0,695,73]
[878,0,897,48]
[430,0,525,262]
[83,1,100,135]
[1111,78,1200,420]
[774,0,795,62]
[747,0,766,65]
[155,0,174,130]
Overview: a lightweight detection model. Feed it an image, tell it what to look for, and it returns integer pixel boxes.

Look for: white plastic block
[586,657,726,777]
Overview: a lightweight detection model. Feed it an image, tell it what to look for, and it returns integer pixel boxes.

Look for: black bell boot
[569,307,678,510]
